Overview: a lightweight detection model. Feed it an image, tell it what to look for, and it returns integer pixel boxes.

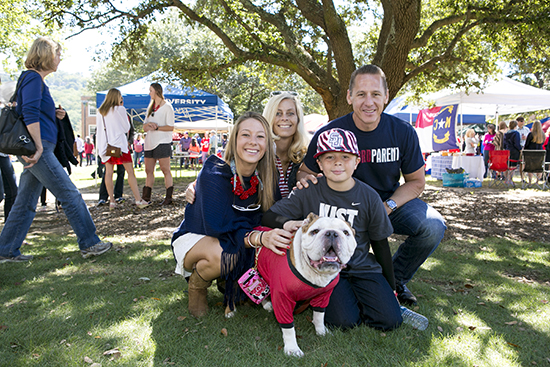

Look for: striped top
[275,156,294,198]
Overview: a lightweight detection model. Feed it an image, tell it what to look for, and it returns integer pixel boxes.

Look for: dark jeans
[391,198,446,287]
[0,155,18,220]
[98,163,125,201]
[325,273,402,330]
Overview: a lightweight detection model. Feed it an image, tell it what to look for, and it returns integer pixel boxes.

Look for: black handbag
[0,72,37,156]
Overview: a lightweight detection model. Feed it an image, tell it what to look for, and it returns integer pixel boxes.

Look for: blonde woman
[464,128,479,155]
[96,88,149,210]
[0,36,111,262]
[523,120,545,183]
[142,83,175,205]
[172,112,287,318]
[262,91,310,197]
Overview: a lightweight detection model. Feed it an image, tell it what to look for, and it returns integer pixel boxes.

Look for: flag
[415,107,441,153]
[432,104,459,151]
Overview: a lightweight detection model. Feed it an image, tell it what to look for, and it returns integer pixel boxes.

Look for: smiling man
[298,64,447,311]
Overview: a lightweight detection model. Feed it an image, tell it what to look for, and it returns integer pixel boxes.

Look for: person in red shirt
[200,131,210,164]
[84,137,94,166]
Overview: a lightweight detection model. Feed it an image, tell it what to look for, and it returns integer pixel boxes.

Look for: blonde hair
[530,120,545,144]
[262,92,309,164]
[98,88,122,116]
[465,129,475,138]
[24,37,62,72]
[224,112,277,211]
[146,83,164,117]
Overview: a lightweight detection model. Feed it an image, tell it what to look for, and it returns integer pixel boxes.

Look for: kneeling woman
[172,112,288,317]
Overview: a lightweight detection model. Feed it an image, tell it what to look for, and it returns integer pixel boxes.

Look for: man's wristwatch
[385,199,397,213]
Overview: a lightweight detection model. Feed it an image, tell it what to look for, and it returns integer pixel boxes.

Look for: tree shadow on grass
[0,236,179,366]
[411,237,550,366]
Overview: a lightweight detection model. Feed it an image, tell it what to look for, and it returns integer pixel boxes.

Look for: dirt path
[5,178,550,245]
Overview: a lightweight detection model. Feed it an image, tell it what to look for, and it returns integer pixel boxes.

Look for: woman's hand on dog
[262,228,295,256]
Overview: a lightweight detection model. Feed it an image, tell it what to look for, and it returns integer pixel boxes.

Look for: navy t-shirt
[303,112,424,201]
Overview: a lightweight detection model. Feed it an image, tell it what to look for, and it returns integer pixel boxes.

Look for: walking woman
[96,88,150,210]
[0,37,111,262]
[142,83,175,205]
[172,112,286,318]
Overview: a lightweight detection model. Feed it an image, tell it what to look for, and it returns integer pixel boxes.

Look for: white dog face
[293,213,357,287]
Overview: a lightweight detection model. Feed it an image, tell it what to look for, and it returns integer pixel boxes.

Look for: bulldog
[257,213,357,357]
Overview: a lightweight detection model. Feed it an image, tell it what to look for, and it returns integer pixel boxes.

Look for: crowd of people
[475,117,549,185]
[3,35,549,337]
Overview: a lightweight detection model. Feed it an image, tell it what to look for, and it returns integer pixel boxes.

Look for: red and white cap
[314,128,359,158]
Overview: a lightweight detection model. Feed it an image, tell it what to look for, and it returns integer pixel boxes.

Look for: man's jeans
[390,198,446,287]
[0,141,100,257]
[0,155,18,220]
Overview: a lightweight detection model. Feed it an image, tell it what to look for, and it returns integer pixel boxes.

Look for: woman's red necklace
[231,174,259,200]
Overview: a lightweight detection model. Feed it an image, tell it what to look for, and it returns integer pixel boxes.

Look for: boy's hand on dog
[262,229,293,256]
[283,220,304,233]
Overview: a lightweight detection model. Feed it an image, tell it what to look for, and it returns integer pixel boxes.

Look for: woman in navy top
[0,37,111,263]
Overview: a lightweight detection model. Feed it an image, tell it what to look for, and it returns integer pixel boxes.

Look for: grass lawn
[1,163,549,366]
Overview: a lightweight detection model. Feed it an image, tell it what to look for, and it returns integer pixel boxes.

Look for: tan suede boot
[142,186,152,203]
[160,186,173,206]
[188,269,212,317]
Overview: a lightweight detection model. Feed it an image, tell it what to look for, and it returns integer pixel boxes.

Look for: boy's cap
[314,128,359,158]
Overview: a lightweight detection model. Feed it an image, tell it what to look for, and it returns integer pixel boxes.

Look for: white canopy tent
[434,77,550,117]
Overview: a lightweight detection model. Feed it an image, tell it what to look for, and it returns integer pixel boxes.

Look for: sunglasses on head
[270,91,299,97]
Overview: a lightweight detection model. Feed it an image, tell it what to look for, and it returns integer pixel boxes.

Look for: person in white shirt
[96,88,149,210]
[141,83,175,206]
[516,116,531,148]
[75,135,84,166]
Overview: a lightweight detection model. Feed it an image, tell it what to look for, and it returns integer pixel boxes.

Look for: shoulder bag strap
[102,115,111,146]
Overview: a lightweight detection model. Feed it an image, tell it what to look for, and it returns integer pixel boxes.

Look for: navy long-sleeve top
[172,155,263,304]
[15,70,57,144]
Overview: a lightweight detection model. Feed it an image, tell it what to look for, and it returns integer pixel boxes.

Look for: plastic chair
[488,150,509,188]
[521,150,547,189]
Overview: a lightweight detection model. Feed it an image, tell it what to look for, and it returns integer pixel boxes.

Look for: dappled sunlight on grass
[418,257,442,271]
[424,333,520,367]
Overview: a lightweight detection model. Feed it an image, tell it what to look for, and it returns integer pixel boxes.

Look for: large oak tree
[45,0,550,119]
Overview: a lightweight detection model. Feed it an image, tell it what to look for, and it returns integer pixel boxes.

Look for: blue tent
[96,76,234,124]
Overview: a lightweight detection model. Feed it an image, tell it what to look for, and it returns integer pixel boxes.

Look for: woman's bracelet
[247,231,260,249]
[259,231,264,246]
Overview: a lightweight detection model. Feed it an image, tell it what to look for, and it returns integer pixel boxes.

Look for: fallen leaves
[103,348,121,359]
[221,328,228,337]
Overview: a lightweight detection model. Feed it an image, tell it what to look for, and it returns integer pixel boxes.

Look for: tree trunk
[375,0,421,102]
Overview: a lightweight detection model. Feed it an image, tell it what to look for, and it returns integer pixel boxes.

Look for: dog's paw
[284,347,304,358]
[315,325,329,336]
[262,300,273,312]
[224,305,236,319]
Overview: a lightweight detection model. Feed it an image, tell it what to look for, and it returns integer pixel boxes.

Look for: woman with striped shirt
[262,91,309,197]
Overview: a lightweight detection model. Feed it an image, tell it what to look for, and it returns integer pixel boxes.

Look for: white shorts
[172,232,206,278]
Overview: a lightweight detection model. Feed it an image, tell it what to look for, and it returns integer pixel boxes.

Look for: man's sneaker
[97,199,107,207]
[0,254,34,263]
[81,241,112,259]
[396,284,418,306]
[115,197,125,203]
